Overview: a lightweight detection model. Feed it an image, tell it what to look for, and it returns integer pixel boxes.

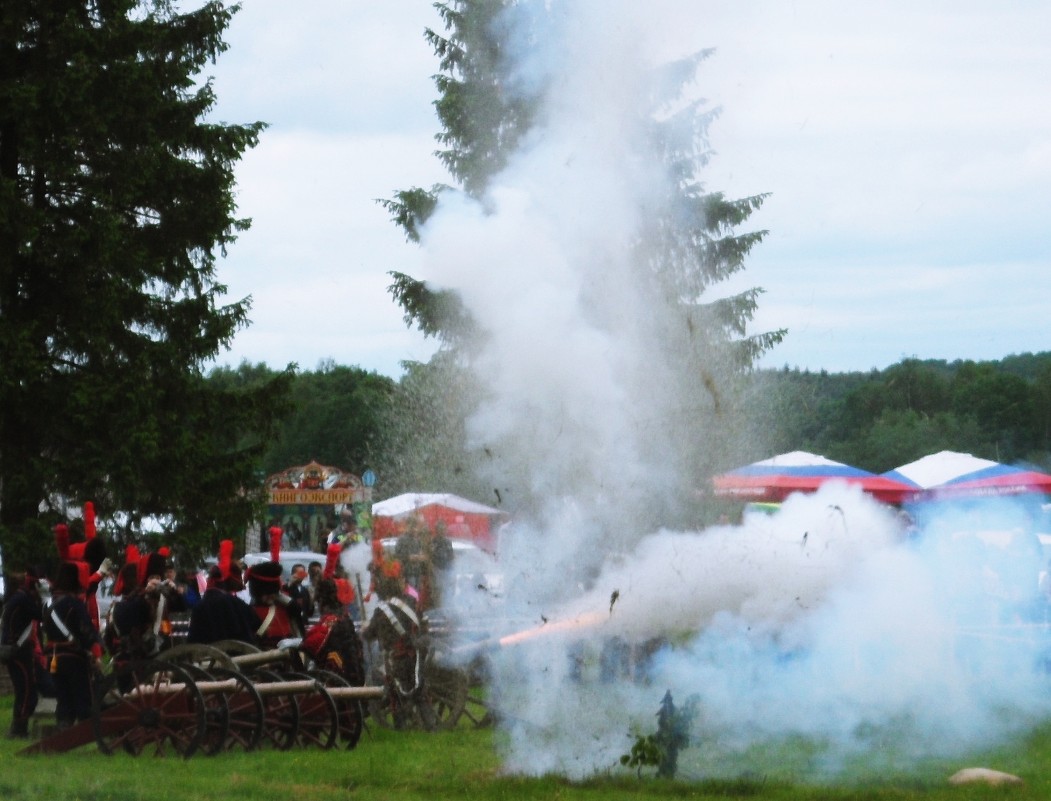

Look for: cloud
[204,1,1049,379]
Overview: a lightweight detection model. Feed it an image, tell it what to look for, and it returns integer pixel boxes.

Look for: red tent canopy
[372,493,509,552]
[713,451,917,504]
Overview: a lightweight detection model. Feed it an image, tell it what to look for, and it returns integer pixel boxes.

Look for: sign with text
[267,488,357,505]
[265,461,371,506]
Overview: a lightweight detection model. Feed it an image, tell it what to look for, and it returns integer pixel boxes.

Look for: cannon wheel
[163,643,239,673]
[93,660,206,758]
[424,662,469,731]
[207,666,264,751]
[181,664,230,756]
[283,672,339,749]
[365,663,395,729]
[365,659,468,731]
[250,668,300,750]
[459,686,494,729]
[311,669,364,749]
[212,639,262,658]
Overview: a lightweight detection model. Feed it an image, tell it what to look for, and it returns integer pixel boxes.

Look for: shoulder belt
[152,593,168,637]
[388,597,419,628]
[47,602,72,641]
[376,602,405,637]
[256,605,278,637]
[13,622,32,647]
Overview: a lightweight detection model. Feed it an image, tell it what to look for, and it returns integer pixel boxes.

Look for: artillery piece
[17,631,496,757]
[20,641,383,758]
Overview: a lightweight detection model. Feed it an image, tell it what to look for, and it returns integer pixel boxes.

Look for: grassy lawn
[3,691,1050,800]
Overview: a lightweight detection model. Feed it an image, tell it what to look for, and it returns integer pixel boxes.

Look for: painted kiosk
[262,461,373,553]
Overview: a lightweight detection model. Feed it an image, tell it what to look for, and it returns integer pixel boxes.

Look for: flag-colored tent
[713,450,917,504]
[883,450,1051,499]
[372,493,509,552]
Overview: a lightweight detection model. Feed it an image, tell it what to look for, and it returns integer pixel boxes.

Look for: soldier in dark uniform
[301,578,366,685]
[246,561,305,651]
[43,561,102,729]
[421,522,455,611]
[187,540,259,646]
[246,527,305,653]
[394,519,426,593]
[301,545,366,685]
[57,520,113,634]
[362,562,434,729]
[105,552,180,679]
[2,568,44,738]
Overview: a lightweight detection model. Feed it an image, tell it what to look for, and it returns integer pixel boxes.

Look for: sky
[201,1,1051,379]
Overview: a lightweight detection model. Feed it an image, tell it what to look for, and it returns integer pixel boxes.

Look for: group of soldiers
[1,506,120,737]
[183,527,370,688]
[2,514,440,738]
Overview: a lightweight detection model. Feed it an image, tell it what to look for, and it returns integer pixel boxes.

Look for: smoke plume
[415,0,1051,780]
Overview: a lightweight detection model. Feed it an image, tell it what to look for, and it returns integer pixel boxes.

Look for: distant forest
[735,352,1051,475]
[214,351,1051,503]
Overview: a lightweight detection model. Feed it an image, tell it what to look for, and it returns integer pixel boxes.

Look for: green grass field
[3,692,1050,800]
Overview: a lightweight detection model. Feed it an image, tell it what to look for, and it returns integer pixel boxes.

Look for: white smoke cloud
[470,487,1051,779]
[415,0,1051,781]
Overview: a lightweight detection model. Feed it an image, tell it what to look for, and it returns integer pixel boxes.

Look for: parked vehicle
[241,549,329,583]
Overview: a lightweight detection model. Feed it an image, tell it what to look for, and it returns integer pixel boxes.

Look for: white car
[241,549,330,583]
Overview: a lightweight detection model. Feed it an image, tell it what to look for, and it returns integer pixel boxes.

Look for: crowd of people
[1,511,456,739]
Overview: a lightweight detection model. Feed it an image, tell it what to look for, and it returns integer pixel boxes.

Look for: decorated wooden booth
[262,461,373,552]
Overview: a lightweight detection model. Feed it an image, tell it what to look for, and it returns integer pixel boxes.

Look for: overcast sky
[202,1,1050,379]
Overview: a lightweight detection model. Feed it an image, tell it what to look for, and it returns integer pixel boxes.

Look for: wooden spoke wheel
[181,664,230,756]
[365,663,395,729]
[163,643,238,673]
[212,639,262,658]
[93,660,206,758]
[282,672,339,750]
[364,657,467,732]
[421,662,469,731]
[250,668,300,750]
[459,685,495,729]
[310,669,364,749]
[206,666,265,751]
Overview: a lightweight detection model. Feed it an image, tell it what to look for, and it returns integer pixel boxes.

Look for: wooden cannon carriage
[20,641,382,758]
[18,635,491,757]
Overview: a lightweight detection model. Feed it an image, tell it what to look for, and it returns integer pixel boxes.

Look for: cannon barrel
[230,648,296,668]
[451,610,609,656]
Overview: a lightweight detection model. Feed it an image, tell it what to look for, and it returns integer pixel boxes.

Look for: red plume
[268,526,283,563]
[324,543,342,579]
[218,539,234,581]
[54,524,70,560]
[113,544,140,597]
[84,501,97,541]
[158,546,171,559]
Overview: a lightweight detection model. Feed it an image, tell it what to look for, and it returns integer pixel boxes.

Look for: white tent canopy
[372,492,504,517]
[887,451,1007,489]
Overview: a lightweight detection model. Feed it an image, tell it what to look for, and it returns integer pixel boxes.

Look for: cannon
[19,641,384,758]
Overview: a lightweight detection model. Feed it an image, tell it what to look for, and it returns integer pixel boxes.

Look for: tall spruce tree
[382,1,782,526]
[0,0,291,567]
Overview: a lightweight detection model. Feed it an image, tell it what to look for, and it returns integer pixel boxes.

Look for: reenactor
[362,559,434,729]
[245,527,305,651]
[2,567,45,738]
[43,560,102,729]
[187,540,259,646]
